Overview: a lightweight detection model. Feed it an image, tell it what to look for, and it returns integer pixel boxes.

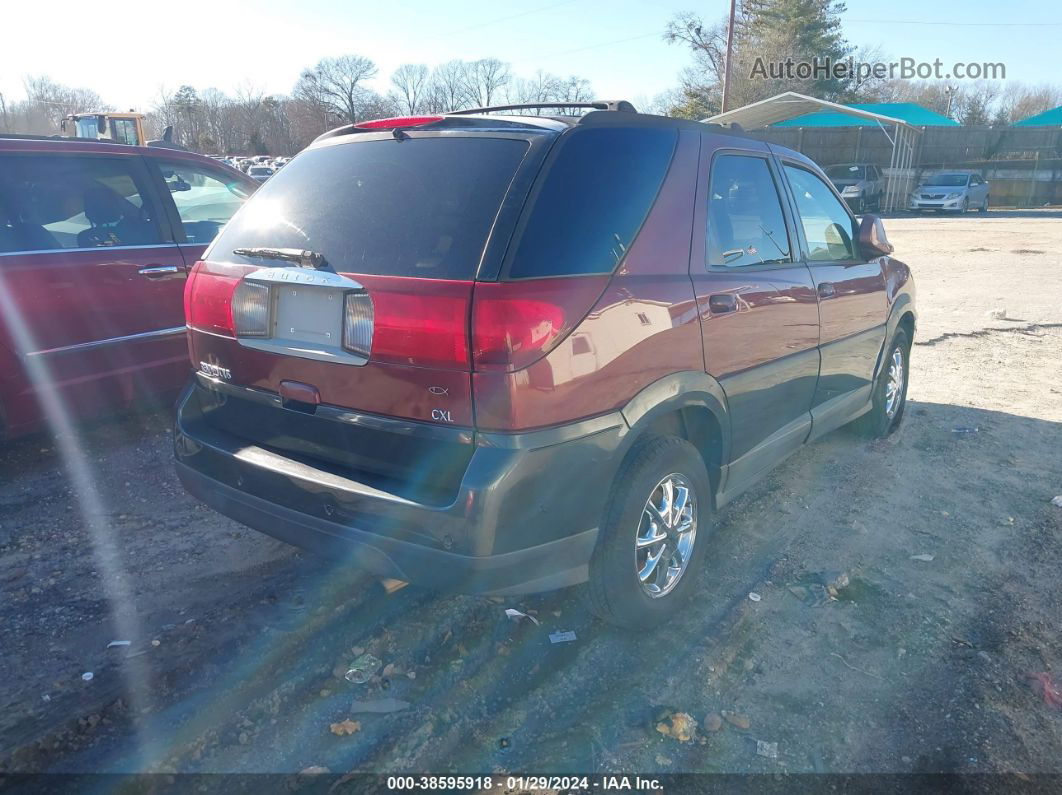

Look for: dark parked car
[175,102,916,628]
[0,136,257,439]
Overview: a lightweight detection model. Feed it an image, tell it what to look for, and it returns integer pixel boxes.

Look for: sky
[1,0,1059,111]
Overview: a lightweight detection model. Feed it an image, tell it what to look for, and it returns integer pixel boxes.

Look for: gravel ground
[1,210,1060,776]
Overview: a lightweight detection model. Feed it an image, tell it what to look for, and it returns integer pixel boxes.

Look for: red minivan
[0,137,256,439]
[175,103,915,628]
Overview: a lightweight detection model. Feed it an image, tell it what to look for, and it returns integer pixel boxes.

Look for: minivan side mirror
[858,214,894,257]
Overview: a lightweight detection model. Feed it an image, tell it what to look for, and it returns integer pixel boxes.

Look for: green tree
[664,0,853,118]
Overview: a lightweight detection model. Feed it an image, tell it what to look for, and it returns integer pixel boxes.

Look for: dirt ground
[1,210,1060,776]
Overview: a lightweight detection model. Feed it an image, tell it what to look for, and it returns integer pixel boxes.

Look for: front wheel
[853,328,910,438]
[584,436,711,630]
[979,196,989,213]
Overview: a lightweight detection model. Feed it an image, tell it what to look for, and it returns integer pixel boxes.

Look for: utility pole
[0,92,8,132]
[721,0,737,112]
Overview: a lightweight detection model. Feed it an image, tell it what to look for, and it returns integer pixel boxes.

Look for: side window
[970,175,982,186]
[0,154,162,253]
[783,165,857,263]
[707,154,791,268]
[508,127,677,278]
[110,118,140,146]
[152,159,253,245]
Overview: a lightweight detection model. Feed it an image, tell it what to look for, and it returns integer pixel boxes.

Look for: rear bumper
[174,378,627,595]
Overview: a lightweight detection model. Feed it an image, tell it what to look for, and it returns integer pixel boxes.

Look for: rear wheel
[853,328,910,438]
[584,436,711,630]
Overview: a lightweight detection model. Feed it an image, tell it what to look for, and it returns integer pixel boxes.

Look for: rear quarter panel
[472,129,704,431]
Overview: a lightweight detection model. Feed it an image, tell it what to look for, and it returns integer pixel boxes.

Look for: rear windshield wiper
[233,247,332,272]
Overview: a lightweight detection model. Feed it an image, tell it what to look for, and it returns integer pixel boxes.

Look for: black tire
[979,196,989,213]
[583,436,711,630]
[853,328,911,438]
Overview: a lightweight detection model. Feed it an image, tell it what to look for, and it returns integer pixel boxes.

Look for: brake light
[186,266,239,336]
[352,275,472,370]
[354,115,444,130]
[471,276,609,372]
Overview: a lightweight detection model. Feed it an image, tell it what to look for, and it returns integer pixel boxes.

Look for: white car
[909,172,989,213]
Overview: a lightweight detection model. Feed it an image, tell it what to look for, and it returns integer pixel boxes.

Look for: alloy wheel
[884,346,905,419]
[635,473,697,598]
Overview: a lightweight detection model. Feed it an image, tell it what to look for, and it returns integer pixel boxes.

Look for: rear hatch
[184,126,544,502]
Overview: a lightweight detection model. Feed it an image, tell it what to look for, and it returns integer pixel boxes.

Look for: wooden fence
[748,125,1062,207]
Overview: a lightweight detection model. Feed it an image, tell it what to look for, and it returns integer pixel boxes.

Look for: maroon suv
[0,137,256,439]
[175,102,915,628]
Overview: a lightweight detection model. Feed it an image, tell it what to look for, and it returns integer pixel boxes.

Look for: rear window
[211,137,528,279]
[507,127,677,279]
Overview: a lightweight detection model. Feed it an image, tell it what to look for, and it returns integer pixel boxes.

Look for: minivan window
[212,137,529,279]
[784,164,857,262]
[708,154,791,268]
[507,127,677,279]
[152,159,253,245]
[0,154,163,253]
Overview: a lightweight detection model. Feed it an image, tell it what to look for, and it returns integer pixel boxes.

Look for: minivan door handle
[138,264,182,278]
[817,282,837,299]
[708,294,738,314]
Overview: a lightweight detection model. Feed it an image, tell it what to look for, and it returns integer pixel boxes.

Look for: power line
[545,31,660,58]
[848,18,1062,26]
[437,0,580,39]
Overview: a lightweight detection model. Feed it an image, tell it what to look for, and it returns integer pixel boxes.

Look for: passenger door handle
[817,282,836,299]
[708,294,738,315]
[138,264,182,278]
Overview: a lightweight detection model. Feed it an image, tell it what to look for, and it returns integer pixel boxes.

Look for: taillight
[231,281,271,337]
[471,276,609,372]
[360,276,472,370]
[186,267,239,336]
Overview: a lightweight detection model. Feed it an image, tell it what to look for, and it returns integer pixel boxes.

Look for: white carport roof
[704,91,916,132]
[704,92,922,212]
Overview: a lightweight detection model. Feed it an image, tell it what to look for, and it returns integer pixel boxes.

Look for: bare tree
[462,58,511,108]
[295,54,379,124]
[20,75,112,133]
[427,60,470,112]
[391,64,430,114]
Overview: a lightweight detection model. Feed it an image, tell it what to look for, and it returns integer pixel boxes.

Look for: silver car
[825,163,884,214]
[908,172,989,213]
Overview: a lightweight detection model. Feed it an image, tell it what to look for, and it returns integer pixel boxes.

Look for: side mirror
[170,178,191,192]
[859,214,893,257]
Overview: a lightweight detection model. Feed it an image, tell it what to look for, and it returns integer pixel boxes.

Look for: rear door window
[0,154,163,253]
[211,137,530,279]
[506,127,676,279]
[707,154,792,268]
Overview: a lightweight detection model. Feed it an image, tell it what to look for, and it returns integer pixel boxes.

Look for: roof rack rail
[450,100,637,115]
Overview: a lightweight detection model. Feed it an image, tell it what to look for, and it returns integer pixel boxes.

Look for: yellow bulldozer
[61,111,184,150]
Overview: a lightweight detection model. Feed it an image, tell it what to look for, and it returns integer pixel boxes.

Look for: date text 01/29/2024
[385,776,663,791]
